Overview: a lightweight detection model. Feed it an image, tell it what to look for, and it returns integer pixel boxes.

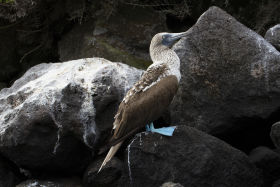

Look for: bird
[98,31,188,172]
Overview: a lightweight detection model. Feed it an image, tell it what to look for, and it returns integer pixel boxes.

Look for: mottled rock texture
[121,126,263,187]
[83,157,123,187]
[171,6,280,135]
[0,58,142,173]
[249,146,280,185]
[265,24,280,51]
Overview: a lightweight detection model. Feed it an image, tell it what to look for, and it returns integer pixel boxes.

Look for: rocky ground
[0,1,280,187]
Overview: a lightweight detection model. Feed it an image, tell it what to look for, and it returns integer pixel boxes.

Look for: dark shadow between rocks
[166,14,196,32]
[215,108,280,154]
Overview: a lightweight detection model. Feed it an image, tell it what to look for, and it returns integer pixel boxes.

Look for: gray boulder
[0,58,142,173]
[171,6,280,134]
[265,24,280,51]
[121,126,263,187]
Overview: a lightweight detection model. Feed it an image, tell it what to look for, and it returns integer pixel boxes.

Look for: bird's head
[150,32,188,49]
[150,31,189,62]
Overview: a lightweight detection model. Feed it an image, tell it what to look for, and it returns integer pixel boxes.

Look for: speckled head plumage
[149,32,188,63]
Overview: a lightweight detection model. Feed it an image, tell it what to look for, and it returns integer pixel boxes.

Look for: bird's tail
[98,141,123,173]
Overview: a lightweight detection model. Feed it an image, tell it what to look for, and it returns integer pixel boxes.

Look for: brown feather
[98,141,123,173]
[110,75,178,145]
[98,75,178,155]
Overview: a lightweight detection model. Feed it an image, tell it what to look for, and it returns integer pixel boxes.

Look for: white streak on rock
[127,135,139,183]
[0,58,143,149]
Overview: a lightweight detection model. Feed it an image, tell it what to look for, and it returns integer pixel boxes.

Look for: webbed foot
[146,122,176,136]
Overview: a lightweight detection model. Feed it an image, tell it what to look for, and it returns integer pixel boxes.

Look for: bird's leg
[146,122,176,136]
[145,124,151,131]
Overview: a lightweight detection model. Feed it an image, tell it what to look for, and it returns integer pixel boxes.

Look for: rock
[122,126,263,187]
[161,182,184,187]
[273,179,280,187]
[0,0,88,86]
[0,155,22,187]
[0,58,142,173]
[83,157,123,187]
[265,24,280,51]
[162,0,280,35]
[16,177,82,187]
[0,0,37,22]
[58,4,167,69]
[271,122,280,148]
[171,6,280,135]
[249,146,280,185]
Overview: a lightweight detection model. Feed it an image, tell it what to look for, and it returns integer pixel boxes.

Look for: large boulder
[265,24,280,51]
[0,58,142,173]
[171,6,280,135]
[249,146,280,185]
[121,126,263,187]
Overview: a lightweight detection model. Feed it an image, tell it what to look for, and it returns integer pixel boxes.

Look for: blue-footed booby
[98,31,188,172]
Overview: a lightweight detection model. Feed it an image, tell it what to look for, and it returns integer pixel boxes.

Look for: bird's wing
[113,63,167,129]
[121,63,168,104]
[110,72,179,146]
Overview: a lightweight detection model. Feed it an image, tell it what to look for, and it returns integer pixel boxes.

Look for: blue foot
[146,122,176,136]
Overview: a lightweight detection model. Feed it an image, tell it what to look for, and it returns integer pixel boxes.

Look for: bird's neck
[150,46,181,81]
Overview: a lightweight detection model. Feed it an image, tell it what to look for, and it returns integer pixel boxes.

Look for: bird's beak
[162,31,189,46]
[170,32,188,41]
[168,31,188,42]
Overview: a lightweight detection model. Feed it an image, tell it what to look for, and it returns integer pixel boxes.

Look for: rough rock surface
[265,24,280,51]
[271,122,280,148]
[16,177,82,187]
[58,4,167,69]
[0,155,22,187]
[121,126,263,187]
[249,146,280,184]
[0,58,142,173]
[83,157,123,187]
[273,179,280,187]
[171,6,280,135]
[0,0,85,85]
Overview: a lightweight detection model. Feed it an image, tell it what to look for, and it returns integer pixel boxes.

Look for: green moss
[0,0,14,3]
[97,39,152,70]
